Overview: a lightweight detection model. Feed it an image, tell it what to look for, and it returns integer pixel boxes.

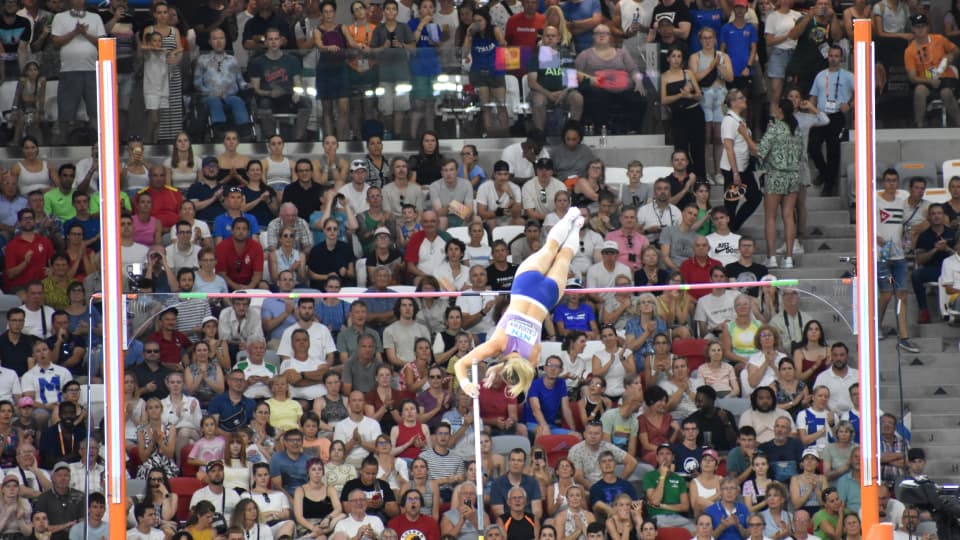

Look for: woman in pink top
[133,191,162,246]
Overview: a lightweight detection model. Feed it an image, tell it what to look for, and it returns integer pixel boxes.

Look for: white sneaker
[793,239,805,255]
[783,257,794,269]
[775,243,786,255]
[766,256,778,268]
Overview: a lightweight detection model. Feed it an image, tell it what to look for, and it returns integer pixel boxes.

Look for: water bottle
[585,123,594,136]
[599,125,608,147]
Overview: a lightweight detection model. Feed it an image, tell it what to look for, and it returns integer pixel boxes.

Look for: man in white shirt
[333,391,382,468]
[3,441,50,499]
[276,298,336,364]
[585,241,632,308]
[68,438,103,494]
[636,178,682,245]
[166,220,202,272]
[21,341,72,422]
[705,207,741,266]
[339,160,372,215]
[236,339,276,399]
[51,0,105,135]
[383,297,431,368]
[812,342,858,414]
[334,489,386,538]
[20,282,54,339]
[501,130,549,181]
[521,158,566,221]
[218,296,265,351]
[189,460,242,523]
[694,265,739,338]
[477,161,522,228]
[0,363,22,403]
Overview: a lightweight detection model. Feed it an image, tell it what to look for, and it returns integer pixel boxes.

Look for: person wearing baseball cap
[34,460,85,540]
[520,157,565,221]
[642,441,693,529]
[214,184,261,242]
[477,160,522,227]
[587,240,631,305]
[904,10,960,127]
[188,457,242,523]
[339,159,372,215]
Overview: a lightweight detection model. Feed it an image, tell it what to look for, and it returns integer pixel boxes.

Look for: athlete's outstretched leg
[516,208,583,275]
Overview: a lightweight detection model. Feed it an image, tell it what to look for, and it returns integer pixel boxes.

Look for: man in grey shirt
[430,159,474,229]
[550,121,596,181]
[659,203,700,272]
[342,334,384,394]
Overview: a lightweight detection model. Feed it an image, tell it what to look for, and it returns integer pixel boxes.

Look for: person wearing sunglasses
[456,207,585,400]
[520,158,565,222]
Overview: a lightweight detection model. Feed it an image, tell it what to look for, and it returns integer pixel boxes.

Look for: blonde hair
[544,6,573,47]
[501,353,536,398]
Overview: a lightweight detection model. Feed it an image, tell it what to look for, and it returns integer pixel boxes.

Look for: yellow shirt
[265,398,304,432]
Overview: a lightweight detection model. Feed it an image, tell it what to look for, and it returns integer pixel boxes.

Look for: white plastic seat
[639,166,674,184]
[339,286,367,304]
[942,159,960,184]
[582,340,605,361]
[539,341,563,366]
[492,435,531,458]
[447,226,471,245]
[80,384,105,430]
[605,167,629,185]
[356,257,368,288]
[492,225,525,245]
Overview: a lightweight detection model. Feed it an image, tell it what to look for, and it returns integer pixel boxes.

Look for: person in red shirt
[215,216,265,290]
[478,362,528,437]
[679,235,721,299]
[148,307,192,367]
[4,208,54,290]
[136,165,184,231]
[387,489,441,540]
[505,0,545,73]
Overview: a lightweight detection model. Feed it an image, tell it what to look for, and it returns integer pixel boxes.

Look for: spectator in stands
[267,202,313,255]
[679,235,722,299]
[704,206,740,266]
[660,356,703,422]
[642,443,692,529]
[249,27,311,141]
[389,488,441,540]
[812,342,857,414]
[905,13,960,127]
[408,1,443,138]
[892,506,922,540]
[383,298,431,369]
[215,216,265,290]
[476,161,521,229]
[208,368,256,433]
[586,450,638,517]
[599,391,641,454]
[637,179,682,247]
[0,173,26,239]
[808,44,853,197]
[552,121,597,182]
[606,206,648,273]
[744,325,784,393]
[485,239,518,291]
[5,208,53,291]
[520,159,565,222]
[43,166,75,222]
[243,0,296,53]
[405,210,451,282]
[759,415,804,482]
[281,160,323,222]
[339,161,372,216]
[720,293,762,371]
[912,204,956,323]
[488,449,541,522]
[686,385,738,451]
[132,192,163,248]
[369,1,414,140]
[502,129,549,182]
[193,0,240,54]
[723,235,767,297]
[660,204,701,274]
[511,219,541,262]
[51,0,103,139]
[463,8,509,136]
[305,217,354,289]
[740,386,794,444]
[524,357,578,437]
[215,186,261,242]
[570,419,642,488]
[529,24,584,129]
[505,0,544,63]
[141,166,184,233]
[131,340,170,400]
[430,160,474,229]
[186,157,225,225]
[561,0,602,51]
[691,266,734,337]
[195,28,251,139]
[268,428,310,493]
[312,1,351,142]
[785,0,840,95]
[38,401,82,467]
[191,459,242,523]
[34,462,84,540]
[586,241,631,309]
[381,160,422,220]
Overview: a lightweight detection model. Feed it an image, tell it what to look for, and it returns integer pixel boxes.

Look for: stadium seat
[356,258,367,288]
[127,478,147,501]
[942,159,960,183]
[392,285,417,294]
[492,225,524,245]
[894,160,939,188]
[447,226,471,245]
[535,434,581,467]
[170,477,204,521]
[179,444,198,477]
[639,166,674,184]
[505,74,525,122]
[339,287,366,304]
[538,341,563,367]
[491,435,530,458]
[671,338,708,373]
[582,340,605,362]
[605,167,629,185]
[657,528,692,540]
[80,384,104,429]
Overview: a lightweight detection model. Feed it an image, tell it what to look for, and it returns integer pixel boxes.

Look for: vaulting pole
[96,37,127,540]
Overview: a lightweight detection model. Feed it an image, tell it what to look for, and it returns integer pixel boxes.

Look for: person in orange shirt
[903,13,960,127]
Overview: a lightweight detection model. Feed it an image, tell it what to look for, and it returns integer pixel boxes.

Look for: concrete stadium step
[879,397,960,413]
[914,462,960,480]
[739,224,858,239]
[909,429,960,445]
[742,210,852,228]
[877,382,960,397]
[905,413,960,430]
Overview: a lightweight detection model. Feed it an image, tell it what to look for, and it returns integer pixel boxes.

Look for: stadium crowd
[0,111,947,540]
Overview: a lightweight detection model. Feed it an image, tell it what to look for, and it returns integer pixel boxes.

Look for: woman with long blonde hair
[456,209,585,398]
[544,6,574,49]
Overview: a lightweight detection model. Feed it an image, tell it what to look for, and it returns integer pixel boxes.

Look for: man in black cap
[477,160,523,229]
[521,158,566,222]
[34,462,84,540]
[641,442,693,530]
[904,12,960,127]
[186,156,226,225]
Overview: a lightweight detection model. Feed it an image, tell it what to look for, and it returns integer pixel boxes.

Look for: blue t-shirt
[270,450,310,492]
[552,303,595,332]
[809,68,855,112]
[261,298,297,340]
[63,215,100,246]
[719,21,757,76]
[409,18,442,76]
[705,501,750,540]
[588,478,637,509]
[316,300,350,336]
[561,0,601,51]
[471,35,503,74]
[523,377,569,424]
[759,437,804,482]
[490,473,542,514]
[207,393,257,432]
[672,443,704,478]
[213,212,260,239]
[690,9,724,52]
